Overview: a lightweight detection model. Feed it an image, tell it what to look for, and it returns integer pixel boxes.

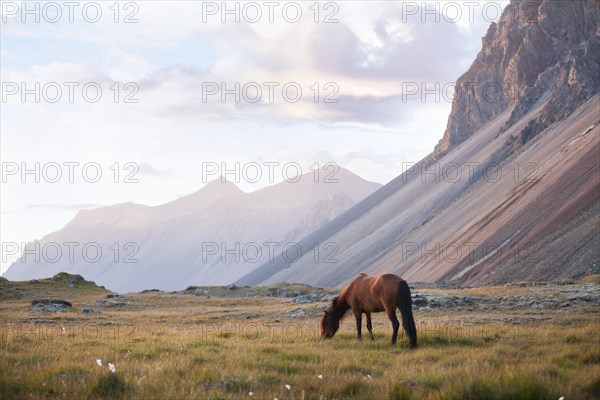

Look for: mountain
[3,168,381,292]
[238,0,600,287]
[436,0,599,156]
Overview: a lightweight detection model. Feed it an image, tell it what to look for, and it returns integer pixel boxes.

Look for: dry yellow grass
[1,276,599,399]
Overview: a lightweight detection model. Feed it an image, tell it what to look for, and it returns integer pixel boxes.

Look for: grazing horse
[320,273,417,347]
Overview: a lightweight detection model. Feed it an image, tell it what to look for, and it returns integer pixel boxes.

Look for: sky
[0,1,509,274]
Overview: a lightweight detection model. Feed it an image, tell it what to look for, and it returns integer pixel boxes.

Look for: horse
[320,273,417,347]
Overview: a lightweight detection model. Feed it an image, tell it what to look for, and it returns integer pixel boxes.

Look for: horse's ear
[324,310,329,315]
[332,296,338,305]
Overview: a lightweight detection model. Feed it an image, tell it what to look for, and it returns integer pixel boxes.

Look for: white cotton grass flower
[96,359,102,367]
[558,397,564,400]
[108,363,116,373]
[318,374,323,380]
[284,384,291,390]
[248,392,254,396]
[366,374,373,379]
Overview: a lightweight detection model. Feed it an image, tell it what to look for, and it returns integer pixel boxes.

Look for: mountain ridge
[3,167,381,292]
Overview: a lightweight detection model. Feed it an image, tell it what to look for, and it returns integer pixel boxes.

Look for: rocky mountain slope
[436,0,599,156]
[2,168,380,292]
[238,0,600,287]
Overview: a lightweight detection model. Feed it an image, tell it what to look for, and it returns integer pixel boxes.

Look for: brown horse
[320,273,417,347]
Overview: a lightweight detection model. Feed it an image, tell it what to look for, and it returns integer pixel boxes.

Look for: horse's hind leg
[365,312,374,340]
[386,308,400,345]
[353,310,363,340]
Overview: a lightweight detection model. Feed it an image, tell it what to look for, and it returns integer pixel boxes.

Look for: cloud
[2,2,496,127]
[308,5,483,83]
[129,3,490,126]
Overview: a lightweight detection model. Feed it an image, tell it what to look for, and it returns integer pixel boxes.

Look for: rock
[82,308,102,314]
[87,300,129,307]
[32,299,72,307]
[141,289,160,293]
[288,308,306,318]
[291,293,328,303]
[20,317,56,324]
[227,284,238,290]
[94,321,116,326]
[51,272,98,288]
[31,299,72,312]
[52,272,84,283]
[291,294,312,303]
[411,293,452,308]
[428,298,446,308]
[412,294,429,307]
[105,294,131,300]
[320,294,335,301]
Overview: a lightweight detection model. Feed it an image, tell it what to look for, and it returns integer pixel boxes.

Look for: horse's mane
[339,273,367,300]
[333,273,368,321]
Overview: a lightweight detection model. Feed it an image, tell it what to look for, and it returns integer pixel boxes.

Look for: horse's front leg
[365,312,374,340]
[353,310,363,340]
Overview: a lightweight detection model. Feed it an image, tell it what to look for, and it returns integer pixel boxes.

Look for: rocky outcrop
[31,299,72,312]
[435,0,600,156]
[411,282,600,312]
[51,272,99,288]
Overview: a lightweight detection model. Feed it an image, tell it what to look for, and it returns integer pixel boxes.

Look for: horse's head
[320,297,340,339]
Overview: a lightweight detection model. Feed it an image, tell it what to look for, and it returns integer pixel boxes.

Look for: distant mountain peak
[201,177,244,195]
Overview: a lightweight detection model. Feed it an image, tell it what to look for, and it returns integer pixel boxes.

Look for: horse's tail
[398,280,417,348]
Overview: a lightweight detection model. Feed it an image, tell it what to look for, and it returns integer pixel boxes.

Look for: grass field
[1,274,599,399]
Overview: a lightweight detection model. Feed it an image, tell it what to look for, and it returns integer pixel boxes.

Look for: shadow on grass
[442,375,559,400]
[327,332,483,349]
[326,379,371,399]
[419,335,479,347]
[90,373,131,399]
